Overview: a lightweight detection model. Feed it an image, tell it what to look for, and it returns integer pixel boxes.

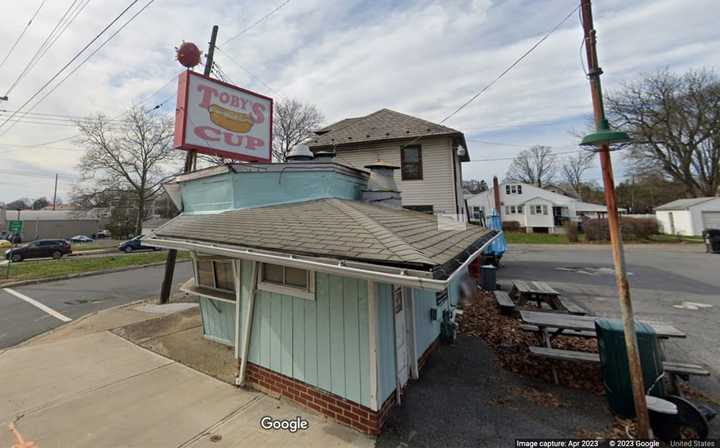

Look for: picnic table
[510,280,563,310]
[520,310,687,384]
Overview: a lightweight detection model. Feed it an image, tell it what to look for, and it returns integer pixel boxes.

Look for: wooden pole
[159,25,219,304]
[580,0,650,438]
[52,173,58,211]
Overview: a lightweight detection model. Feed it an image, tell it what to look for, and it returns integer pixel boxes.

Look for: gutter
[144,232,501,292]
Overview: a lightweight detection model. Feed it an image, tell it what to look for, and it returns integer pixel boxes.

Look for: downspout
[451,141,460,216]
[236,261,259,386]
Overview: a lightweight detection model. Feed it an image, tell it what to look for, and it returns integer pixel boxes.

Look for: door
[393,286,409,389]
[702,211,720,230]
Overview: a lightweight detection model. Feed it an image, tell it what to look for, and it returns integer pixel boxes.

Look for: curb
[0,259,191,289]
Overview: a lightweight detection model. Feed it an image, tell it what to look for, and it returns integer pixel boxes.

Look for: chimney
[286,143,314,163]
[492,176,501,217]
[314,150,336,163]
[362,160,401,208]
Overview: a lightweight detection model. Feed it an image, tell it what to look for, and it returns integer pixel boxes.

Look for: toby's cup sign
[174,71,273,162]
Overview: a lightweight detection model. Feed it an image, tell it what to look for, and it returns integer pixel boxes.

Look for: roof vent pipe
[362,160,402,209]
[286,144,314,163]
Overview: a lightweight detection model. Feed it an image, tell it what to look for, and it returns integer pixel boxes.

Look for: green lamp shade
[581,119,630,146]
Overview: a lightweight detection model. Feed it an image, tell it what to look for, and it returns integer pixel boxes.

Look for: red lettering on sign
[246,136,264,150]
[197,84,217,108]
[194,126,221,141]
[224,133,244,146]
[252,103,266,124]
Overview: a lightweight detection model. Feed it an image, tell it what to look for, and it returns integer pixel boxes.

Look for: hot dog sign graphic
[174,71,273,162]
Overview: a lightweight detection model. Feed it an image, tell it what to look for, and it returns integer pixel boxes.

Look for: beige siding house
[308,109,469,216]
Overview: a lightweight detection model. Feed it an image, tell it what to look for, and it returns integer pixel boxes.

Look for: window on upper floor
[401,145,423,180]
[511,185,517,194]
[517,185,522,194]
[505,185,511,195]
[517,205,523,214]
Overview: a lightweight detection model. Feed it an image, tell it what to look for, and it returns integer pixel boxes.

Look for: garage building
[655,197,720,236]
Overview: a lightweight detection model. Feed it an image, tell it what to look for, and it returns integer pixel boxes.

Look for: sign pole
[160,25,219,304]
[580,0,650,438]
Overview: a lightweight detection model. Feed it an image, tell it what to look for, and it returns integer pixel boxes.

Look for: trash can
[480,265,497,291]
[702,229,720,254]
[595,319,665,418]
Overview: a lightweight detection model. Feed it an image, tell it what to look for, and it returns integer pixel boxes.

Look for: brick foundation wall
[245,336,440,435]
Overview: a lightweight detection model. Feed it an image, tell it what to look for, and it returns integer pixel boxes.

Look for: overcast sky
[1,0,718,204]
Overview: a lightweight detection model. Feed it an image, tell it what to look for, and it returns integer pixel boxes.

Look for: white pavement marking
[2,288,72,322]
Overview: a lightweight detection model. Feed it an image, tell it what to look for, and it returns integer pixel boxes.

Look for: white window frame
[517,205,523,214]
[505,185,511,194]
[193,257,237,303]
[511,185,517,194]
[510,205,516,214]
[517,185,522,194]
[257,263,316,300]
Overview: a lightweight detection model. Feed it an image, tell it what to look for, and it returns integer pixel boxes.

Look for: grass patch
[504,232,579,244]
[646,234,704,244]
[1,251,190,283]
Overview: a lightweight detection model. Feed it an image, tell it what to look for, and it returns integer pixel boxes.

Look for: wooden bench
[494,290,516,314]
[556,296,588,316]
[528,346,710,393]
[520,324,596,339]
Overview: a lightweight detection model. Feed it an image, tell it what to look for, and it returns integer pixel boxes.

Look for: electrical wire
[214,47,277,93]
[0,0,156,137]
[222,0,292,46]
[4,0,91,97]
[0,0,142,134]
[0,0,49,71]
[437,4,581,125]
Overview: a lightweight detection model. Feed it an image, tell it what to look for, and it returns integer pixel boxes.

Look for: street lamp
[580,118,630,148]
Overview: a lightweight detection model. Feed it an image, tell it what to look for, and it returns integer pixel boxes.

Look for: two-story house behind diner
[308,108,469,216]
[466,182,608,233]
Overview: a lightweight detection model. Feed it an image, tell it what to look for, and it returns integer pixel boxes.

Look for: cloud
[0,0,718,202]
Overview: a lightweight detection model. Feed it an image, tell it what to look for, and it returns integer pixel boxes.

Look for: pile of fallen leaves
[458,291,604,393]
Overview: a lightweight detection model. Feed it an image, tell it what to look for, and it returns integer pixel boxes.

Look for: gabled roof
[308,108,469,161]
[152,198,493,277]
[655,197,719,211]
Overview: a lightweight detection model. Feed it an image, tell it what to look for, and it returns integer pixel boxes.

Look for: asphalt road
[0,262,192,349]
[501,243,720,397]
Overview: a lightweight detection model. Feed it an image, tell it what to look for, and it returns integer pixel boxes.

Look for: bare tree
[560,151,595,199]
[606,69,720,197]
[272,98,324,161]
[76,106,180,234]
[505,145,556,188]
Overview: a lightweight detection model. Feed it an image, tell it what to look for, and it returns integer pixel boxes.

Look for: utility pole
[52,173,58,211]
[580,0,650,438]
[160,25,219,304]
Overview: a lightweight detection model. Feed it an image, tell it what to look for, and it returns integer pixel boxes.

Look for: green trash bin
[595,319,665,418]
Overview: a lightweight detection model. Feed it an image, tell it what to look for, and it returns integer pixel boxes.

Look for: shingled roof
[309,109,467,157]
[152,198,493,277]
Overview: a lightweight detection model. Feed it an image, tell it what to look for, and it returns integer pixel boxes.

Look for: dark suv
[5,239,72,262]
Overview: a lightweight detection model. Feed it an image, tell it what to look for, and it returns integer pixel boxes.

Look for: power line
[437,4,580,125]
[468,148,584,162]
[215,47,277,93]
[0,0,142,135]
[222,0,292,46]
[4,0,91,97]
[0,0,49,72]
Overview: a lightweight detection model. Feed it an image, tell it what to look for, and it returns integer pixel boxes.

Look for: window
[511,185,517,194]
[542,205,548,215]
[401,145,423,180]
[214,261,234,291]
[195,259,236,294]
[505,185,511,194]
[510,206,516,214]
[517,205,523,214]
[517,185,522,194]
[505,206,510,215]
[259,263,315,300]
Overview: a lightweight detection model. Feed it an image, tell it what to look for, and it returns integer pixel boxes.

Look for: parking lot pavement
[501,243,720,398]
[0,262,192,349]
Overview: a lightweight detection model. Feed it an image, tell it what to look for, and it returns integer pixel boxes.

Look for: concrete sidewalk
[0,304,373,448]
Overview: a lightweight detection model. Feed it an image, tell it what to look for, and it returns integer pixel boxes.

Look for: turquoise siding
[412,288,448,360]
[245,272,372,407]
[199,297,235,345]
[181,168,366,214]
[448,267,467,306]
[182,176,234,213]
[375,283,397,405]
[232,171,364,209]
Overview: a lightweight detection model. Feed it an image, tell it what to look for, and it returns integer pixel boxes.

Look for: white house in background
[465,182,608,233]
[655,197,720,236]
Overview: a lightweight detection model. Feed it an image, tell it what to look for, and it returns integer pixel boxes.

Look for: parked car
[71,235,94,243]
[5,239,72,262]
[0,240,12,249]
[118,235,158,253]
[93,230,111,239]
